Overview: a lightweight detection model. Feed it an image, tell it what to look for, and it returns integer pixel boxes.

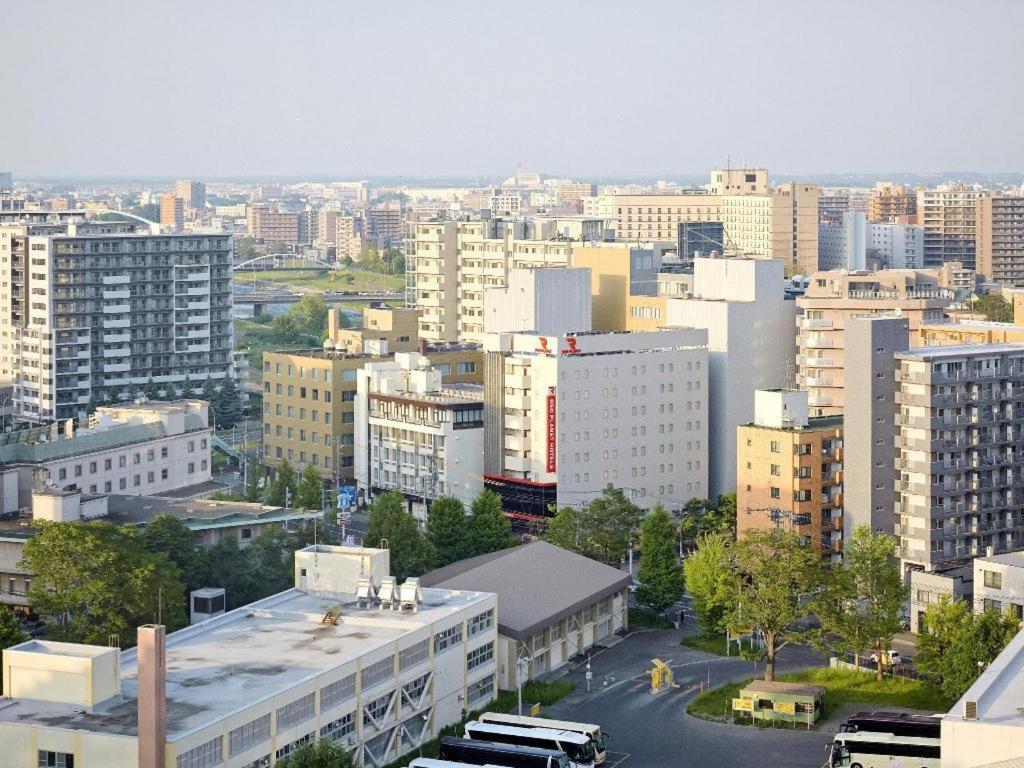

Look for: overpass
[233,290,401,314]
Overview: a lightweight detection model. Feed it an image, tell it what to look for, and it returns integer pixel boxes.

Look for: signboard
[545,387,557,472]
[338,486,357,509]
[732,698,754,712]
[774,702,796,715]
[530,703,541,716]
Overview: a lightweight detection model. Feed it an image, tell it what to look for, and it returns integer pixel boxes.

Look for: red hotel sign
[546,386,557,473]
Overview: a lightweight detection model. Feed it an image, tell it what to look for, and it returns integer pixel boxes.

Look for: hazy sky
[7,0,1024,178]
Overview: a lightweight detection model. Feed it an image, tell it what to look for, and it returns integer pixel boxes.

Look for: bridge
[233,290,401,314]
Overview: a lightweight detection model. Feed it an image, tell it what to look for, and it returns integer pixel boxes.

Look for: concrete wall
[973,557,1024,616]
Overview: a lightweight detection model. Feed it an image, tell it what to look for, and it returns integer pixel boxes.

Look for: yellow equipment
[650,658,673,694]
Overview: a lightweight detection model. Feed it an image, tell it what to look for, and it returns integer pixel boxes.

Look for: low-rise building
[421,540,629,689]
[908,565,973,634]
[973,551,1024,620]
[330,306,421,355]
[0,545,498,768]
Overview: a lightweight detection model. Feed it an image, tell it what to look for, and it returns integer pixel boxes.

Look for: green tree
[427,496,470,567]
[635,505,684,611]
[195,536,261,609]
[467,490,513,557]
[712,493,737,537]
[581,485,643,565]
[290,294,328,338]
[545,506,584,554]
[728,529,823,681]
[143,378,162,400]
[365,492,435,581]
[972,294,1013,323]
[201,377,219,420]
[296,465,324,510]
[21,521,187,645]
[267,460,299,507]
[683,534,735,635]
[0,608,27,688]
[812,526,906,679]
[140,514,203,593]
[244,461,265,503]
[275,739,355,768]
[215,376,244,428]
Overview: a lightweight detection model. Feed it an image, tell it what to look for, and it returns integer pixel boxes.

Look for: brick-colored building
[867,183,918,223]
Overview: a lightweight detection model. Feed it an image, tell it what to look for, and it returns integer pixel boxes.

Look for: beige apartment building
[867,183,917,223]
[159,192,183,230]
[976,193,1024,284]
[247,204,301,244]
[335,214,361,261]
[917,184,983,269]
[409,221,570,343]
[918,319,1024,348]
[795,270,952,416]
[328,306,420,355]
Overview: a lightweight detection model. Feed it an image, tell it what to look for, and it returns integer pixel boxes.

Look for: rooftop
[420,541,630,640]
[899,343,1024,360]
[103,494,313,530]
[977,551,1024,569]
[0,584,492,740]
[946,626,1024,728]
[370,383,484,408]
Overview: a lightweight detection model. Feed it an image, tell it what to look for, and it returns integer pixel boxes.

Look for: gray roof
[420,541,631,641]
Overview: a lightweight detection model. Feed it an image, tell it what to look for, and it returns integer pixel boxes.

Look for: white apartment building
[481,328,709,521]
[354,353,484,522]
[973,551,1024,619]
[665,257,797,497]
[894,344,1024,574]
[818,212,923,271]
[0,545,498,768]
[0,220,233,423]
[0,399,212,506]
[489,191,522,217]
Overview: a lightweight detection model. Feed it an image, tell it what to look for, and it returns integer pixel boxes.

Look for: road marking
[601,656,737,692]
[604,752,630,767]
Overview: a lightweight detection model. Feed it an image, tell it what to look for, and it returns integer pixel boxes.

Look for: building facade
[818,212,923,271]
[917,185,982,269]
[973,551,1024,619]
[247,204,301,245]
[976,193,1024,284]
[174,181,206,212]
[159,193,184,230]
[867,183,917,223]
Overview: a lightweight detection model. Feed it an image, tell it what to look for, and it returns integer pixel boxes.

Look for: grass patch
[686,668,953,726]
[628,605,674,629]
[680,633,728,655]
[379,679,575,768]
[239,268,405,293]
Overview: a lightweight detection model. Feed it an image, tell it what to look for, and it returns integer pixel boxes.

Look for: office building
[422,541,629,689]
[174,180,206,211]
[481,328,709,520]
[0,545,498,768]
[976,193,1024,284]
[843,316,909,540]
[736,389,843,559]
[262,343,482,485]
[482,267,591,336]
[795,270,951,417]
[818,213,923,271]
[709,168,769,195]
[918,184,983,269]
[354,353,484,522]
[247,204,301,245]
[0,221,233,423]
[665,257,796,497]
[894,344,1024,574]
[159,192,184,230]
[867,183,917,223]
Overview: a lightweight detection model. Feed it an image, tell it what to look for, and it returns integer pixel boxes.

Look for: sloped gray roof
[420,541,631,641]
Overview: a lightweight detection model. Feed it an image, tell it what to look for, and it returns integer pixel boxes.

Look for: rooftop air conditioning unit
[378,576,397,610]
[356,576,376,608]
[964,700,978,720]
[399,577,422,612]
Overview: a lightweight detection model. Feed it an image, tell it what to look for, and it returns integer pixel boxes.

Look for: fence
[830,655,926,682]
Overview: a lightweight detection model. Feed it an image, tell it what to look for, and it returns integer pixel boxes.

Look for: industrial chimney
[137,624,167,768]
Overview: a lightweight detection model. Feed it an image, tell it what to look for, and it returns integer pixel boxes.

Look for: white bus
[477,713,608,764]
[829,731,941,768]
[465,721,596,768]
[408,760,518,768]
[479,716,606,765]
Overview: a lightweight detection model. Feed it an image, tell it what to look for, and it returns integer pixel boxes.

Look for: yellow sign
[530,703,541,716]
[732,698,754,711]
[774,702,796,715]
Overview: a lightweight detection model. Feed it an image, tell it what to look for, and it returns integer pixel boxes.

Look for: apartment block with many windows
[976,193,1024,284]
[917,185,982,269]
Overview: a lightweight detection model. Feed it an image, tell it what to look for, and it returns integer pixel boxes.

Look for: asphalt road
[541,629,833,768]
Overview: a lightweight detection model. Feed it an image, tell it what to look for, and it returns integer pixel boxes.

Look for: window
[769,441,780,453]
[467,608,493,638]
[770,487,781,499]
[275,734,313,762]
[161,447,168,458]
[434,624,462,654]
[770,464,780,476]
[467,641,494,671]
[229,714,270,756]
[38,752,74,768]
[456,361,476,374]
[276,693,315,730]
[467,673,495,708]
[320,712,355,744]
[361,655,395,690]
[399,639,429,671]
[402,672,430,704]
[320,673,356,711]
[983,570,1003,589]
[363,692,392,727]
[176,737,222,768]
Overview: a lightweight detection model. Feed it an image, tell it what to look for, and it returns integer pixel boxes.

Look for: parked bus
[839,711,941,740]
[408,760,521,768]
[829,731,941,768]
[439,736,570,768]
[464,721,595,768]
[477,713,608,764]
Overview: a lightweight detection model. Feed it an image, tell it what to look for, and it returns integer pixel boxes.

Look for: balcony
[103,332,131,344]
[800,318,834,330]
[102,274,130,286]
[103,362,131,373]
[102,289,131,301]
[808,394,833,407]
[803,375,833,388]
[803,357,836,369]
[102,318,130,329]
[102,303,131,314]
[803,337,834,349]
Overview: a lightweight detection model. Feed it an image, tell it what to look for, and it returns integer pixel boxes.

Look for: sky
[6,0,1024,179]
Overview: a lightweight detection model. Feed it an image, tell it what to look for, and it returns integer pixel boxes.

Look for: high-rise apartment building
[795,270,951,417]
[246,204,300,245]
[818,212,923,271]
[159,192,184,230]
[976,193,1024,284]
[481,329,709,520]
[868,183,917,223]
[174,180,206,211]
[737,389,843,560]
[554,182,597,208]
[364,202,403,249]
[894,344,1024,573]
[335,215,361,261]
[0,221,233,423]
[917,184,983,269]
[842,315,909,540]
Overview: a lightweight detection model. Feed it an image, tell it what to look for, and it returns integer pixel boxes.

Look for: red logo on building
[546,387,557,473]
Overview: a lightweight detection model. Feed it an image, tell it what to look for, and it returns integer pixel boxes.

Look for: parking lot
[540,628,834,768]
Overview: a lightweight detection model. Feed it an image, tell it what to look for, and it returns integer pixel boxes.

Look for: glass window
[467,608,493,638]
[361,655,395,690]
[175,737,222,768]
[228,714,270,756]
[399,639,429,671]
[434,624,463,654]
[276,693,315,730]
[466,641,494,671]
[320,673,356,711]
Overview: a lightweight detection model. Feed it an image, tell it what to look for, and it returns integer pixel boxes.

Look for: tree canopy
[275,740,355,768]
[683,533,735,635]
[0,608,27,688]
[427,496,470,567]
[635,505,684,611]
[267,460,299,507]
[365,491,435,581]
[296,464,325,510]
[467,490,513,557]
[544,485,642,565]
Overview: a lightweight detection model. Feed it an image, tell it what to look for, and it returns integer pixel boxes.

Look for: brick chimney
[137,624,167,768]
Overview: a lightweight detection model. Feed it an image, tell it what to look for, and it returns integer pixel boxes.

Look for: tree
[683,534,735,635]
[812,526,907,679]
[0,608,27,688]
[143,378,162,400]
[545,506,584,554]
[267,460,299,507]
[275,739,355,768]
[244,462,265,503]
[140,514,203,594]
[215,376,244,428]
[635,505,684,611]
[581,485,644,565]
[713,493,738,537]
[21,521,187,645]
[427,496,470,567]
[195,535,261,610]
[201,377,218,420]
[467,490,512,557]
[365,491,435,581]
[973,294,1013,323]
[727,529,823,681]
[680,495,736,542]
[296,465,324,510]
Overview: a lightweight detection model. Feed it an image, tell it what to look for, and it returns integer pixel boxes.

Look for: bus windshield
[570,741,596,763]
